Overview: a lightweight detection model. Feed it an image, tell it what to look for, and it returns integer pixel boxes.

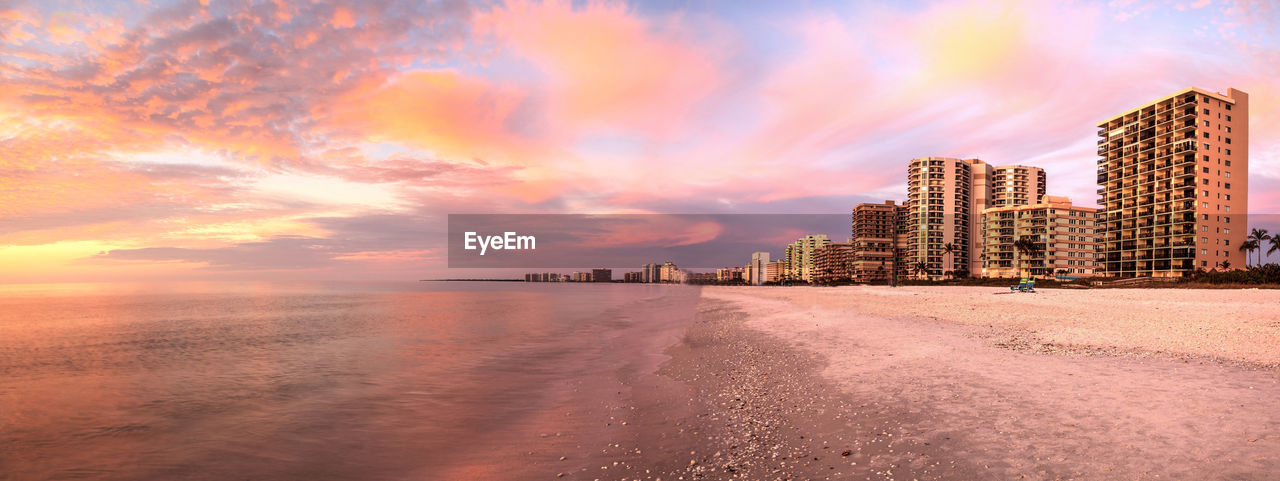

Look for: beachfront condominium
[748,252,770,285]
[906,157,1046,277]
[641,263,661,283]
[990,166,1047,207]
[659,261,680,283]
[981,196,1102,278]
[764,260,784,283]
[1097,87,1248,277]
[784,234,831,282]
[812,241,854,284]
[851,201,909,283]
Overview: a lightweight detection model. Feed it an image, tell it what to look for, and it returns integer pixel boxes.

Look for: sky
[2,0,1280,282]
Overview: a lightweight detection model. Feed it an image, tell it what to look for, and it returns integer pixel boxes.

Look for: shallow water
[0,281,701,480]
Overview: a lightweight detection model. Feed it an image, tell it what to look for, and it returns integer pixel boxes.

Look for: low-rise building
[981,196,1102,278]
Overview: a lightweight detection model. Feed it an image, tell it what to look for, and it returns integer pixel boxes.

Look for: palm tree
[1240,239,1259,268]
[1217,260,1231,271]
[942,243,956,278]
[1013,236,1041,278]
[912,262,931,279]
[1249,228,1273,267]
[1267,236,1280,266]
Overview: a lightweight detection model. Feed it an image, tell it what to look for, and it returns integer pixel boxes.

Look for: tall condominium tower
[906,157,981,277]
[1097,87,1248,277]
[906,157,1047,277]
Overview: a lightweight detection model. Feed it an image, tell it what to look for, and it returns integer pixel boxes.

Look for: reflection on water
[0,282,700,480]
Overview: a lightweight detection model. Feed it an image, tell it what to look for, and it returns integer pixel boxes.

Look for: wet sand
[528,286,1280,480]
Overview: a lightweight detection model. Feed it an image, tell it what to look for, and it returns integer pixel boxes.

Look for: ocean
[0,282,702,480]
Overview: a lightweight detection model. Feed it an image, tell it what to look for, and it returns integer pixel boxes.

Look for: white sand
[702,285,1280,479]
[714,285,1280,365]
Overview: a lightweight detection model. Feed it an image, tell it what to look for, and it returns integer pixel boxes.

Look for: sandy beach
[677,286,1280,480]
[523,285,1280,480]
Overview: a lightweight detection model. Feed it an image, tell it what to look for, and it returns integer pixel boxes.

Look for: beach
[597,286,1280,480]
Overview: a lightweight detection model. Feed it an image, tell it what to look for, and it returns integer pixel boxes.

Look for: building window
[1225,194,1231,201]
[1203,108,1210,114]
[1203,142,1210,149]
[1226,104,1232,110]
[1225,206,1231,212]
[1201,249,1208,255]
[1203,167,1210,173]
[1226,126,1232,133]
[1202,178,1209,185]
[1225,183,1231,189]
[1203,120,1210,127]
[1226,115,1232,121]
[1225,160,1231,166]
[1203,132,1210,139]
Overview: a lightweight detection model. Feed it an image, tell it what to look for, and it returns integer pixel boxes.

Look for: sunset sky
[3,0,1279,282]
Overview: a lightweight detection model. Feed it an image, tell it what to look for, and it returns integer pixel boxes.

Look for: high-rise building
[784,234,830,282]
[852,201,909,283]
[591,268,612,282]
[981,196,1102,278]
[906,157,981,277]
[812,241,854,284]
[990,166,1047,207]
[906,157,1046,277]
[1097,87,1248,277]
[748,252,770,286]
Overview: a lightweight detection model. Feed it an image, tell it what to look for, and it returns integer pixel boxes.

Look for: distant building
[641,263,661,283]
[981,196,1102,278]
[764,260,785,283]
[660,261,679,283]
[685,272,717,284]
[812,242,854,284]
[748,252,770,286]
[715,267,744,283]
[784,234,830,282]
[591,268,612,282]
[624,271,642,283]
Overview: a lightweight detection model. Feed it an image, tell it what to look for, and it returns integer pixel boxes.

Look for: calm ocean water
[0,282,702,480]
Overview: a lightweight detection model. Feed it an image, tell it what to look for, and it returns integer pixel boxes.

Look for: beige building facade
[981,196,1101,278]
[784,234,830,282]
[1097,87,1248,276]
